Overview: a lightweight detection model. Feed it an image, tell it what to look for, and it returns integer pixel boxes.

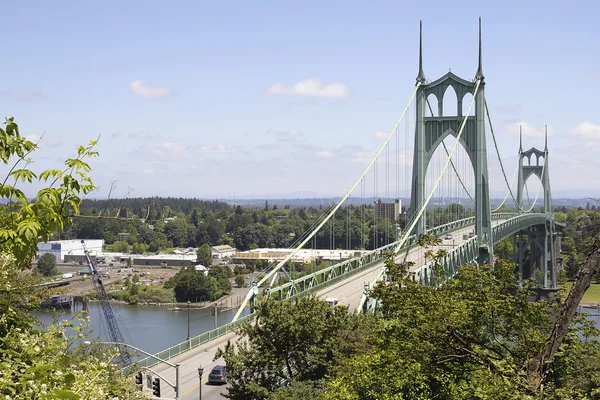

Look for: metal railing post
[175,363,180,399]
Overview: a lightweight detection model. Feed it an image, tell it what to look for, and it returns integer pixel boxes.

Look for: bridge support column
[516,225,556,288]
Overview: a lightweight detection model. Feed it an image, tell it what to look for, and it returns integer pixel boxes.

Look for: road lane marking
[180,378,208,396]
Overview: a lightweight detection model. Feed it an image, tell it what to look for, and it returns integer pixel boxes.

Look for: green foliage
[165,266,231,302]
[216,296,371,400]
[565,253,580,281]
[196,243,212,267]
[321,255,600,399]
[112,240,129,253]
[0,118,97,268]
[0,119,142,398]
[235,274,245,288]
[36,253,58,276]
[0,308,145,400]
[108,286,175,304]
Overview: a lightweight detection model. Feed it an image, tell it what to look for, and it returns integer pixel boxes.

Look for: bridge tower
[409,19,493,265]
[515,130,556,287]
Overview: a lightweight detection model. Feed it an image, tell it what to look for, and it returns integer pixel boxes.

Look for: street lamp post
[214,302,218,329]
[198,366,204,400]
[187,300,191,341]
[87,341,181,400]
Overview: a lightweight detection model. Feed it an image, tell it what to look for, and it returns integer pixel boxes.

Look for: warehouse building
[37,239,104,261]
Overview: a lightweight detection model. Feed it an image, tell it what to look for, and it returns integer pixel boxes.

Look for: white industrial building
[211,245,237,260]
[232,248,363,264]
[37,239,104,261]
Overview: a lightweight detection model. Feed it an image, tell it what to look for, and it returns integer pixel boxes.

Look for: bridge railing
[413,213,549,286]
[138,213,515,365]
[135,312,255,369]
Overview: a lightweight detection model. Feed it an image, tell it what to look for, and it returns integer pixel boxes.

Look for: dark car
[208,365,228,384]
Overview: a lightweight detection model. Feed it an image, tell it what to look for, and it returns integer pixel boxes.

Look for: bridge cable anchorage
[357,78,483,312]
[231,82,423,322]
[426,98,474,203]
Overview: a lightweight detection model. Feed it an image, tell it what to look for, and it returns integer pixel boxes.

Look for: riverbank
[84,286,250,310]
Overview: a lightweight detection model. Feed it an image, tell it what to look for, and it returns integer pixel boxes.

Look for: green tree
[113,240,129,253]
[321,253,600,399]
[215,296,370,400]
[235,274,245,288]
[565,252,580,281]
[0,118,144,399]
[196,243,212,267]
[36,253,58,276]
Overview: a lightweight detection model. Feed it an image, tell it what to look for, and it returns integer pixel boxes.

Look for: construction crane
[81,240,132,366]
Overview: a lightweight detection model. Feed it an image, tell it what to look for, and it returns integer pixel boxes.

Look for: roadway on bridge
[150,220,505,399]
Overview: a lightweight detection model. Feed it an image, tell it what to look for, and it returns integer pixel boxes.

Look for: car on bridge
[208,365,229,384]
[444,234,452,240]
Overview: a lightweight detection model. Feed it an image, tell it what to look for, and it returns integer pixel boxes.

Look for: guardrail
[414,213,551,286]
[138,212,519,365]
[136,312,255,368]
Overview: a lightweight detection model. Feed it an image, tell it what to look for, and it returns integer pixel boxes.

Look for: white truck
[61,273,73,280]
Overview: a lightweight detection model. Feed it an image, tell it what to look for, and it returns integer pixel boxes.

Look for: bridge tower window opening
[462,92,475,116]
[442,85,458,117]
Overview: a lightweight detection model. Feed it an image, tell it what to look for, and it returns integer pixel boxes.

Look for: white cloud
[372,131,388,140]
[267,79,350,98]
[493,104,521,114]
[1,90,47,102]
[130,131,160,140]
[161,142,186,153]
[130,80,171,100]
[26,135,62,148]
[269,128,305,143]
[198,145,240,153]
[316,150,334,158]
[568,121,600,140]
[500,121,554,138]
[142,169,154,175]
[588,70,600,79]
[26,135,41,143]
[349,151,376,164]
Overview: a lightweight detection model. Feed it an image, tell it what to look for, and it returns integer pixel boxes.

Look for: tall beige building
[374,199,402,224]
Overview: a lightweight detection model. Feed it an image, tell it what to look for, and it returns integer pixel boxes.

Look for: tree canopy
[218,248,600,399]
[0,118,144,399]
[36,253,57,276]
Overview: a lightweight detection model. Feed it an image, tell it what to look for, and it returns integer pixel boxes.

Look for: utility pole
[187,300,191,341]
[214,302,218,329]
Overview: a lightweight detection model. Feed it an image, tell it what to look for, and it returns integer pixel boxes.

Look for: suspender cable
[357,79,482,312]
[232,83,421,322]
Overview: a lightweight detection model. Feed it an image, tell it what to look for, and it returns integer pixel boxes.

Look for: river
[35,302,251,356]
[34,303,600,359]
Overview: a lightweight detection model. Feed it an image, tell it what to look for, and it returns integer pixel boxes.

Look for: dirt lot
[54,264,180,296]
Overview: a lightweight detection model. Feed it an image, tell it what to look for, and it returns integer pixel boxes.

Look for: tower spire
[475,17,484,81]
[519,125,523,152]
[416,20,426,84]
[544,125,548,151]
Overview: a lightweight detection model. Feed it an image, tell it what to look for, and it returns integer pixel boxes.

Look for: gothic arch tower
[409,18,493,264]
[515,130,555,287]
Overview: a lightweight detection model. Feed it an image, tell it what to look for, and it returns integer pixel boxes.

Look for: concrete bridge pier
[516,225,558,289]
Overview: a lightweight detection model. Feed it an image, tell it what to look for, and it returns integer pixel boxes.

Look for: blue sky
[2,1,599,200]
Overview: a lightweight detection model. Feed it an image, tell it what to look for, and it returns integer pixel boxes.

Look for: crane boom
[81,240,132,366]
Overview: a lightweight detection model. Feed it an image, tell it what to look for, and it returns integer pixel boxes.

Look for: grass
[560,282,600,304]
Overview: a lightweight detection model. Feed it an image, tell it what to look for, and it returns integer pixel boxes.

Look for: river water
[34,304,600,357]
[35,302,251,356]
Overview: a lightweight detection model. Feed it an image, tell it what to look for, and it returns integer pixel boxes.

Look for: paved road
[151,222,503,399]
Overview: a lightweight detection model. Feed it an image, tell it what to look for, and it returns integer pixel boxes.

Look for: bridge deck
[150,218,516,399]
